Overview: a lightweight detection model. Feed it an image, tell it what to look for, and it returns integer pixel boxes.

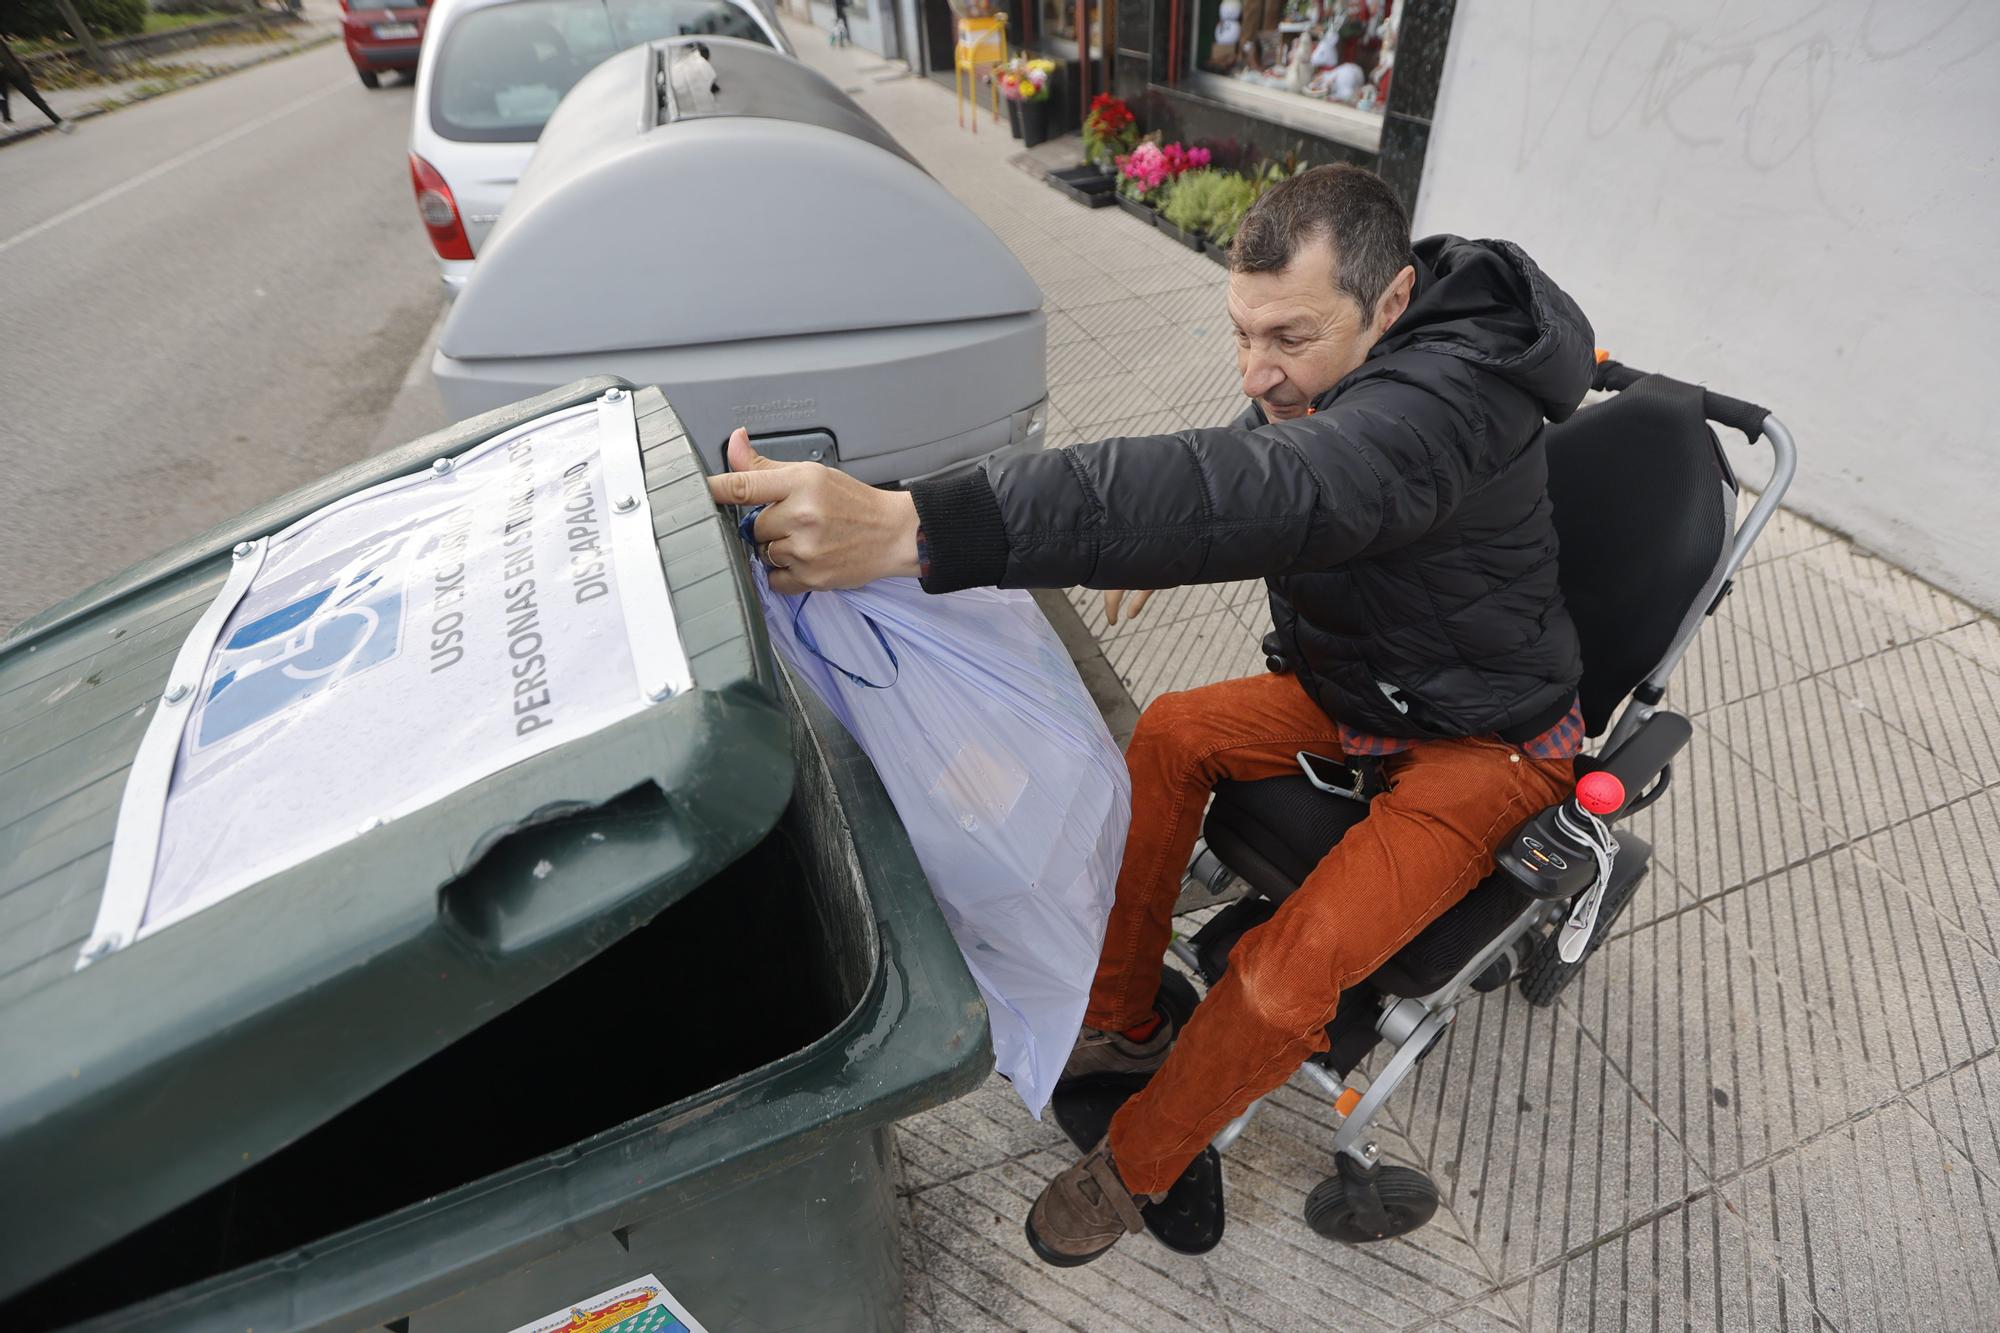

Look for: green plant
[6,0,149,41]
[1159,169,1223,233]
[1160,169,1261,241]
[1206,173,1261,245]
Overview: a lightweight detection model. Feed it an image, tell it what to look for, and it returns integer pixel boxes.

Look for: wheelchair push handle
[1592,357,1772,442]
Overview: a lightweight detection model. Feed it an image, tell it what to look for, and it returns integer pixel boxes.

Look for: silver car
[409,0,794,291]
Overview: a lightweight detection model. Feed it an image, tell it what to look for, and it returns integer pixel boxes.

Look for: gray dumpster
[432,37,1047,484]
[0,379,990,1332]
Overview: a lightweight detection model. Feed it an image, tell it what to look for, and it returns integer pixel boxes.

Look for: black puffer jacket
[910,235,1594,742]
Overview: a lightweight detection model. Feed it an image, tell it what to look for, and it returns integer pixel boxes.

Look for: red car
[341,0,430,88]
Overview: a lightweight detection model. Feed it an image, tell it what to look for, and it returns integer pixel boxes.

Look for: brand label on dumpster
[85,395,691,962]
[506,1274,712,1333]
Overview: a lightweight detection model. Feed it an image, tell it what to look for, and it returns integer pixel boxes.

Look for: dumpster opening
[3,788,870,1331]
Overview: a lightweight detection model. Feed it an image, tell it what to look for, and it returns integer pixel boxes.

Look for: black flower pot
[1047,167,1117,207]
[1115,194,1157,226]
[1006,99,1023,139]
[1020,98,1050,148]
[1203,236,1231,266]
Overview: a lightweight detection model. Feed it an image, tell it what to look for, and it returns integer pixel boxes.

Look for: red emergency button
[1576,770,1625,816]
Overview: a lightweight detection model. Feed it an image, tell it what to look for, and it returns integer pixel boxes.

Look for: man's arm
[912,379,1464,593]
[706,374,1470,595]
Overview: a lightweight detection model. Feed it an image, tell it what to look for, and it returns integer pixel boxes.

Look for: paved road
[0,41,444,634]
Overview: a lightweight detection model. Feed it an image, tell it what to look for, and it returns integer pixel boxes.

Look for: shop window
[1039,0,1102,58]
[1190,0,1396,141]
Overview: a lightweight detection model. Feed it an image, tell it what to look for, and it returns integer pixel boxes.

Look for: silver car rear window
[432,0,772,142]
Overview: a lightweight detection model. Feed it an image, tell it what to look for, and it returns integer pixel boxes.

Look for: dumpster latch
[750,431,839,465]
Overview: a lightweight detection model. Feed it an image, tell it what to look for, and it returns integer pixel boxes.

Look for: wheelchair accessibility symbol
[196,557,406,750]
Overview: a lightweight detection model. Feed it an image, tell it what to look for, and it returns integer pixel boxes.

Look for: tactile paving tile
[1100,608,1271,709]
[1702,676,1984,843]
[1721,1103,2000,1332]
[1050,371,1160,429]
[1571,900,1892,1182]
[1045,338,1125,388]
[1133,355,1246,408]
[1066,296,1172,340]
[1493,1189,1821,1333]
[1854,790,2000,962]
[1712,849,2000,1098]
[1720,550,1954,672]
[1397,995,1704,1283]
[1038,273,1138,312]
[1666,614,1818,718]
[1066,581,1244,645]
[1145,283,1232,328]
[1620,723,1845,903]
[1819,635,2000,786]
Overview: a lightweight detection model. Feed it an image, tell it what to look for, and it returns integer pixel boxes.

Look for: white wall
[1413,1,2000,612]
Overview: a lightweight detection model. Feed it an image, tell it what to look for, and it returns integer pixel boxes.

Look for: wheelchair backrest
[1544,374,1738,735]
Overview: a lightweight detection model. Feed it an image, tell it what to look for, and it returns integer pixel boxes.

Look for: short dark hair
[1230,164,1414,313]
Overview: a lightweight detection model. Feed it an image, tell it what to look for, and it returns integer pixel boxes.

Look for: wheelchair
[1160,357,1798,1244]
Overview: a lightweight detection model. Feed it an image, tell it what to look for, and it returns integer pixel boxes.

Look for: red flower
[1086,93,1134,133]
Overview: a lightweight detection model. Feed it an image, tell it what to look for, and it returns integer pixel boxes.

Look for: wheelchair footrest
[1049,1074,1226,1256]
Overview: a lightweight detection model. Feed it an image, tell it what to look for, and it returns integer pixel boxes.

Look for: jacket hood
[1367,235,1597,423]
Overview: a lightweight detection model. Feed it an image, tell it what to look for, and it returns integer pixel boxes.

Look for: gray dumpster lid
[438,37,1041,362]
[0,380,793,1300]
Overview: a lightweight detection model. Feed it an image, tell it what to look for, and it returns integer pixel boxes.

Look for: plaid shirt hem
[1338,696,1586,761]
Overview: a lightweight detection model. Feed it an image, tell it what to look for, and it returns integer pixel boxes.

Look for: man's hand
[1102,589,1155,625]
[706,429,922,594]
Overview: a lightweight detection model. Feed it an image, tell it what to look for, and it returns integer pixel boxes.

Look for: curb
[22,11,302,79]
[0,30,339,149]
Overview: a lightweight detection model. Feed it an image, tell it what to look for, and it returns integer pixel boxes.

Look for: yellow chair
[954,15,1009,132]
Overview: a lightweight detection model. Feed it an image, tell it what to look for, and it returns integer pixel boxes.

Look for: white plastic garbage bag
[746,553,1128,1116]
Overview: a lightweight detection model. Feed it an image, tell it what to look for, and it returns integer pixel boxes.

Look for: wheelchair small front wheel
[1304,1164,1440,1243]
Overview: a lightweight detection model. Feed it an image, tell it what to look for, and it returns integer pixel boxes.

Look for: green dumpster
[0,379,990,1332]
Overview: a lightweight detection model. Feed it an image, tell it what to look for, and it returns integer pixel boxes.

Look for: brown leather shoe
[1059,1010,1176,1085]
[1025,1137,1157,1267]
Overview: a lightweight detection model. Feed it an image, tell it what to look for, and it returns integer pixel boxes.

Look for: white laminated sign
[82,394,689,965]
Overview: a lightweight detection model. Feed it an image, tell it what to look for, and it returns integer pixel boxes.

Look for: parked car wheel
[357,67,381,88]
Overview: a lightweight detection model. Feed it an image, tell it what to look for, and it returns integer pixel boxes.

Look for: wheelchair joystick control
[1575,771,1625,818]
[1496,771,1625,901]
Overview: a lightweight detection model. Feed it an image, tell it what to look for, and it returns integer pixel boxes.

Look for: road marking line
[0,80,348,258]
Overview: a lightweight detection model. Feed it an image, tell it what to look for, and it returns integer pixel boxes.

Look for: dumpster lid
[0,381,794,1300]
[438,38,1041,362]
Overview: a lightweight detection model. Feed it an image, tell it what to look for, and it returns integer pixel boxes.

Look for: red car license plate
[374,21,418,38]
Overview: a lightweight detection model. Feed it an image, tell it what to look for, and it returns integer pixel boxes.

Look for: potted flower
[1081,94,1137,178]
[1114,138,1210,226]
[997,66,1024,139]
[999,57,1058,147]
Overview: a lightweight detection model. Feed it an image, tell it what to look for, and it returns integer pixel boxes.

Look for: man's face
[1226,236,1411,423]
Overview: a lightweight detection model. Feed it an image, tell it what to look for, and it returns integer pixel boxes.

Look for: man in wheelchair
[711,162,1788,1268]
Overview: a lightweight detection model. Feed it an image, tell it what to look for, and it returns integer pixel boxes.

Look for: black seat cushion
[1546,375,1735,734]
[1203,778,1534,998]
[1202,777,1372,899]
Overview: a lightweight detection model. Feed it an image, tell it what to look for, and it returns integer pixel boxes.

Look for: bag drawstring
[737,506,900,689]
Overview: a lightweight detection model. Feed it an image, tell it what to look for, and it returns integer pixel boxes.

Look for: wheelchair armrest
[1584,711,1693,816]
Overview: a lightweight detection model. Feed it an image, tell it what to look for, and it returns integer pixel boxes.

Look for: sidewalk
[0,2,340,148]
[778,19,2000,1332]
